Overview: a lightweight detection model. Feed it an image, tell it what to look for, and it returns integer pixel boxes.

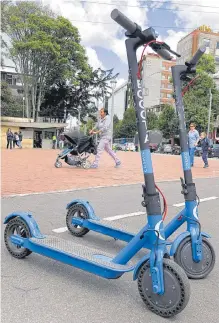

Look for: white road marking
[104,211,145,221]
[52,211,146,233]
[53,227,68,233]
[173,196,218,207]
[52,196,219,233]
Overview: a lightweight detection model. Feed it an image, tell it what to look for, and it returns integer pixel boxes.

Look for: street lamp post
[22,97,25,118]
[207,88,212,138]
[110,79,117,148]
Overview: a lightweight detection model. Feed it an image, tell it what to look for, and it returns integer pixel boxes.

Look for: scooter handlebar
[187,45,206,66]
[111,9,137,34]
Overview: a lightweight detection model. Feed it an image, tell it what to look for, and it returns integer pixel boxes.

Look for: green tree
[146,111,159,130]
[158,105,178,139]
[116,107,137,138]
[4,1,89,120]
[182,54,219,130]
[1,82,23,117]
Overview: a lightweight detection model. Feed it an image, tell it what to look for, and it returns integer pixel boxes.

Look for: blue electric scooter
[66,11,215,280]
[4,9,191,318]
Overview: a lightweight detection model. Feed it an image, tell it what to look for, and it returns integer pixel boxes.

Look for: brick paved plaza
[1,149,219,196]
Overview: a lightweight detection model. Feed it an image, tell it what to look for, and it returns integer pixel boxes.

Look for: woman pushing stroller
[89,108,121,169]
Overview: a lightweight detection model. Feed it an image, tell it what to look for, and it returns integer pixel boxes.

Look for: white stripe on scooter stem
[173,196,218,207]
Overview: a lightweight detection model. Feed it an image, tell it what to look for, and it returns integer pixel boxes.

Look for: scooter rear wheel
[174,236,215,279]
[138,258,190,318]
[4,217,32,258]
[66,204,89,237]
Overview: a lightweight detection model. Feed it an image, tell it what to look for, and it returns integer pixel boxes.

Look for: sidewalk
[1,149,219,196]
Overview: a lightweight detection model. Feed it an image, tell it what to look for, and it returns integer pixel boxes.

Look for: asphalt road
[1,178,219,323]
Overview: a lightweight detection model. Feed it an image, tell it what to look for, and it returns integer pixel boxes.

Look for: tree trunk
[36,86,43,122]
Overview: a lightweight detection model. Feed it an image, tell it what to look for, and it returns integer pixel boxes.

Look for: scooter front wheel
[138,258,190,318]
[4,217,32,258]
[66,204,90,237]
[174,236,215,279]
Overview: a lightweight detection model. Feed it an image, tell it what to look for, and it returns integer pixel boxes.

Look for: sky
[40,0,219,88]
[4,0,219,88]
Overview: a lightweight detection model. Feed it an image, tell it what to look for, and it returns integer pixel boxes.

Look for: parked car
[172,144,181,155]
[195,146,202,157]
[210,144,219,158]
[113,143,123,151]
[162,144,172,154]
[126,142,135,151]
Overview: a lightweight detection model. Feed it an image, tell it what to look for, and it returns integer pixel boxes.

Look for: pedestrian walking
[59,132,65,149]
[188,123,199,167]
[89,108,121,169]
[6,128,13,149]
[18,131,23,148]
[13,132,17,148]
[199,132,210,168]
[134,131,139,152]
[52,134,57,149]
[14,132,22,148]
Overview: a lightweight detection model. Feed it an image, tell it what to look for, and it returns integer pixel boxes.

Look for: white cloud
[169,0,219,31]
[42,0,149,64]
[85,47,104,70]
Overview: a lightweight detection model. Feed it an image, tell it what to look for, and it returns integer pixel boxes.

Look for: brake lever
[161,43,181,58]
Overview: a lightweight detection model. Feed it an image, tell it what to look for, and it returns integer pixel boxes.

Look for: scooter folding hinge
[180,177,188,195]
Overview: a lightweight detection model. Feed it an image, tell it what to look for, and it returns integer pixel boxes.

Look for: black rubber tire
[4,217,32,258]
[138,258,190,318]
[174,236,215,279]
[66,204,90,237]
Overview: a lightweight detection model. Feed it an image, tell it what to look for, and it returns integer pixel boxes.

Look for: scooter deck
[18,235,134,279]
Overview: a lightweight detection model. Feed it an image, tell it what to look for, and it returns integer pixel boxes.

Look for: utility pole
[110,79,117,148]
[207,88,212,137]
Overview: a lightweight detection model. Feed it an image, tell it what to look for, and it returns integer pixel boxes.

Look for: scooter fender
[133,254,150,281]
[4,212,45,238]
[170,231,211,256]
[66,199,99,220]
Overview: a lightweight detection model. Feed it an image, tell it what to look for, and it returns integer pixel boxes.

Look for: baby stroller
[54,130,97,169]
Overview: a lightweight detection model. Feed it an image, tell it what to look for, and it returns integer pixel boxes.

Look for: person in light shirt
[89,108,121,169]
[188,123,199,167]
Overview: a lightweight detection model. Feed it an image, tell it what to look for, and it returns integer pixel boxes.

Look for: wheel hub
[179,240,213,276]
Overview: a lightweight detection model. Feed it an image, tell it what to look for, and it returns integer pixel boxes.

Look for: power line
[69,19,219,32]
[64,0,219,14]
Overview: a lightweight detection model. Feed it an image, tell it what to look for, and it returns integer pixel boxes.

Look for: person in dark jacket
[18,131,23,148]
[134,131,139,152]
[199,132,210,168]
[6,128,13,149]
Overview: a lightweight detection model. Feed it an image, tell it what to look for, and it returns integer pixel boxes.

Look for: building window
[6,74,12,85]
[215,56,219,63]
[167,93,172,99]
[168,84,172,89]
[144,88,149,96]
[216,42,219,49]
[203,39,210,47]
[161,93,166,98]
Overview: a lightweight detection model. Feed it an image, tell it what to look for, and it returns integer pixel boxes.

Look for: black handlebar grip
[111,9,137,34]
[187,45,206,65]
[153,48,173,61]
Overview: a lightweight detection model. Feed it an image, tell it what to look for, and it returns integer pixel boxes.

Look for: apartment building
[142,53,176,114]
[177,25,219,71]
